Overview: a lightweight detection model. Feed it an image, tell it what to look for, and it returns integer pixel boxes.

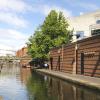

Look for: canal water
[0,63,100,100]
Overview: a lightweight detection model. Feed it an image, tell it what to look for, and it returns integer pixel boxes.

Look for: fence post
[73,42,78,74]
[81,53,84,74]
[61,45,64,71]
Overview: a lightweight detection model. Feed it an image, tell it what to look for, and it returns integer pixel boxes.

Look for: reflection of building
[48,77,74,100]
[48,77,99,100]
[0,62,20,76]
[16,47,32,67]
[20,68,31,84]
[68,10,100,42]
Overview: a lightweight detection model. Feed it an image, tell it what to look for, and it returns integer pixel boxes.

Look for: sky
[0,0,100,55]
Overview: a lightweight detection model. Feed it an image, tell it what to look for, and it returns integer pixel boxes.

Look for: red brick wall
[16,47,31,66]
[16,47,28,57]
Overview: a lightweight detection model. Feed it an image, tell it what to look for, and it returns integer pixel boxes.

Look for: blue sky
[0,0,100,55]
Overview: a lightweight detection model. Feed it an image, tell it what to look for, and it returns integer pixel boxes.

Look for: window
[91,29,100,36]
[96,20,100,24]
[76,31,84,39]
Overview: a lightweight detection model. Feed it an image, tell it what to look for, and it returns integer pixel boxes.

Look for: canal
[0,63,100,100]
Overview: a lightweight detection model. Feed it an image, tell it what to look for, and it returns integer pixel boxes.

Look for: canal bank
[36,69,100,91]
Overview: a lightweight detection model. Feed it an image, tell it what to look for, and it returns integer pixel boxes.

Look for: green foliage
[27,10,72,60]
[26,72,58,100]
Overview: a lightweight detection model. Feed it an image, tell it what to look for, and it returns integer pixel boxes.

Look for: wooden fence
[49,35,100,78]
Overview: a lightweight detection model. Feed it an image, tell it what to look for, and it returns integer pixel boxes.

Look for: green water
[0,63,100,100]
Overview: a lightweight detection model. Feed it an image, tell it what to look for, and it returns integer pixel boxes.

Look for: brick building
[16,47,32,67]
[16,47,28,57]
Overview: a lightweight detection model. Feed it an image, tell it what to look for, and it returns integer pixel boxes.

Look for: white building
[68,10,100,42]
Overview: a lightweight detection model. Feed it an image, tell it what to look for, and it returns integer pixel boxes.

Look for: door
[81,53,84,74]
[50,58,53,70]
[58,56,60,71]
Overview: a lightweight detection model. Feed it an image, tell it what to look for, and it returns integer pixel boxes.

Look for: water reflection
[0,62,100,100]
[20,68,31,85]
[27,71,100,100]
[0,62,28,100]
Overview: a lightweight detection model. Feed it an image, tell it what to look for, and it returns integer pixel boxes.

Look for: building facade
[16,47,32,67]
[68,10,100,42]
[16,47,28,57]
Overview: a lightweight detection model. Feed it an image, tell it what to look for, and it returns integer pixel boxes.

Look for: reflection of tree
[27,73,58,100]
[26,72,74,100]
[26,72,48,100]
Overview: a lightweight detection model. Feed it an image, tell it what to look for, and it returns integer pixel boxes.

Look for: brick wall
[16,47,32,67]
[16,47,28,57]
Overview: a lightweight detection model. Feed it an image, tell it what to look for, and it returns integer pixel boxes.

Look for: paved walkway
[36,69,100,90]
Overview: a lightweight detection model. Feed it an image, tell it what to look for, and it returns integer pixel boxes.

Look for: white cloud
[0,1,35,55]
[0,0,31,13]
[0,29,28,40]
[31,4,72,17]
[79,12,84,15]
[0,12,28,28]
[0,28,30,55]
[0,0,31,28]
[0,0,71,27]
[43,5,72,17]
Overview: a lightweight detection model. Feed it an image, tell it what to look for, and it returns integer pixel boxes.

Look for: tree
[41,11,72,45]
[27,10,72,62]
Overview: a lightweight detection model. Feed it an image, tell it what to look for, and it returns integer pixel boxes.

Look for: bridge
[0,49,16,52]
[0,56,31,60]
[0,48,16,56]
